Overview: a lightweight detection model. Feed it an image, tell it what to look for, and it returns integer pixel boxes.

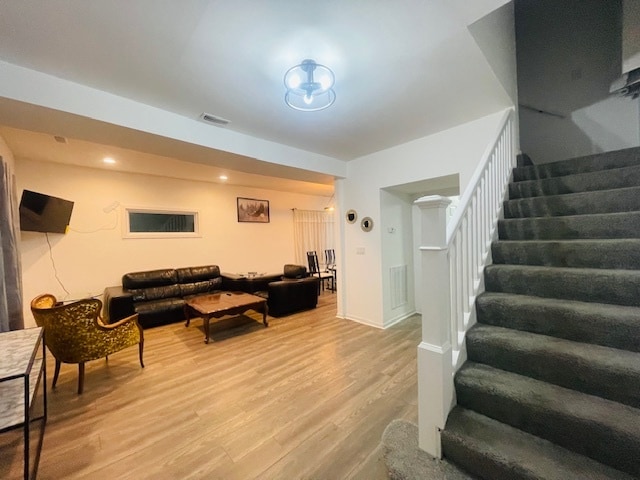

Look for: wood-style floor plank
[0,293,420,479]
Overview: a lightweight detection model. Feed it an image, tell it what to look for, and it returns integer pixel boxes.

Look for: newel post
[414,195,453,457]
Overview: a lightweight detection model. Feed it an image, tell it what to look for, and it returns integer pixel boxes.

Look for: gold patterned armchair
[30,294,144,394]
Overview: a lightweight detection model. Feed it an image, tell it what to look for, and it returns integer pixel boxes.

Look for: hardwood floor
[0,292,421,479]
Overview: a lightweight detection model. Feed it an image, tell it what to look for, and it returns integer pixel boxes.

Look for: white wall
[623,0,640,73]
[469,1,518,105]
[380,189,416,326]
[16,157,327,327]
[520,95,640,164]
[341,110,509,327]
[517,0,640,163]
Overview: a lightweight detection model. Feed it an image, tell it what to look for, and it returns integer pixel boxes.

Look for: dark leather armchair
[265,264,319,316]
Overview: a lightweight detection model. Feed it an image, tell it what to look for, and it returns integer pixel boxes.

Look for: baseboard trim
[383,310,418,329]
[343,310,418,329]
[344,315,384,329]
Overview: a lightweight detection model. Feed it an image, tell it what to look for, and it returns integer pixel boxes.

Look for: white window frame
[122,206,201,239]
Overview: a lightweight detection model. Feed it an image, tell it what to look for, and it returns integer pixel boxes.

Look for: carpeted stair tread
[476,292,640,352]
[455,362,640,476]
[466,324,640,408]
[513,146,640,182]
[509,164,640,199]
[498,211,640,240]
[491,238,640,270]
[503,185,640,218]
[484,264,640,307]
[442,406,635,480]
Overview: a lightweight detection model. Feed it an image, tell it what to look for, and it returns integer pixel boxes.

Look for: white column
[415,195,453,458]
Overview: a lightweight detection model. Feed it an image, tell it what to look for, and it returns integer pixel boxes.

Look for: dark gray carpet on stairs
[491,238,640,270]
[509,164,640,198]
[383,147,640,479]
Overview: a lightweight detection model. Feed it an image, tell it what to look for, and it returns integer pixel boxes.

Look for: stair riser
[441,437,521,480]
[476,295,640,353]
[498,213,640,240]
[503,187,640,218]
[484,266,640,307]
[466,330,640,408]
[442,407,635,480]
[513,147,640,182]
[491,240,640,270]
[509,165,640,199]
[455,375,640,476]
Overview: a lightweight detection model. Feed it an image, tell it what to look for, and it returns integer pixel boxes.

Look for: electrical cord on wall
[40,202,119,302]
[45,232,70,298]
[69,208,119,234]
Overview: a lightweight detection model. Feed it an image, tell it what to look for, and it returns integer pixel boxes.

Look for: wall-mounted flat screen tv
[19,189,74,234]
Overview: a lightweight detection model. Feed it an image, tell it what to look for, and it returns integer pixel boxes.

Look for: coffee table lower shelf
[184,292,268,344]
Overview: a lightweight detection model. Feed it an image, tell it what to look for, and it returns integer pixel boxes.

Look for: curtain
[292,209,335,267]
[0,155,23,331]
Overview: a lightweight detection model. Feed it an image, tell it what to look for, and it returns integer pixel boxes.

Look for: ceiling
[0,0,510,194]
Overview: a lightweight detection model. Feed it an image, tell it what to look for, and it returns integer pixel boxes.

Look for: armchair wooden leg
[138,340,145,368]
[52,359,61,389]
[78,362,85,395]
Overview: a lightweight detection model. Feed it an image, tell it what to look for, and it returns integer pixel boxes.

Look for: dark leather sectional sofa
[104,264,319,329]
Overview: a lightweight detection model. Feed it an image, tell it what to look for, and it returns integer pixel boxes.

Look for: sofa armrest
[103,286,135,323]
[245,273,282,293]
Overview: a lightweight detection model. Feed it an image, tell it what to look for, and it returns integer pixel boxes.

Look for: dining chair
[324,248,337,289]
[307,251,335,293]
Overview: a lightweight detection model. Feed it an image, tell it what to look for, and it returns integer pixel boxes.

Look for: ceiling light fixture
[103,157,116,164]
[284,59,336,111]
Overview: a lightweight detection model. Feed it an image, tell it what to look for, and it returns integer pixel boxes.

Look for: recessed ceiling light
[103,157,116,164]
[219,175,228,181]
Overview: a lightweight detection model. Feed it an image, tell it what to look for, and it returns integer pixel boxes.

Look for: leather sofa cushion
[176,265,220,283]
[179,277,222,297]
[129,284,181,302]
[283,264,307,279]
[123,269,178,289]
[134,297,185,315]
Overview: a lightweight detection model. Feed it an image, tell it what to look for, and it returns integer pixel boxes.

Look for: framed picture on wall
[237,197,270,223]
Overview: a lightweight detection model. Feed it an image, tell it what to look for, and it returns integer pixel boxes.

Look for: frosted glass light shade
[284,59,336,111]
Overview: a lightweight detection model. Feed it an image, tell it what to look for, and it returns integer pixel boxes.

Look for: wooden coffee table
[184,292,268,343]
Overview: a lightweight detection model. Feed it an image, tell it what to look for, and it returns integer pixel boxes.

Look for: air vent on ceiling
[53,135,68,144]
[199,112,231,126]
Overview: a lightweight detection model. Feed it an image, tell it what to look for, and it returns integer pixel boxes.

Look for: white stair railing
[415,109,516,457]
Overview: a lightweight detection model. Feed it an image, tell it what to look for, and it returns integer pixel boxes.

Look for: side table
[0,327,47,479]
